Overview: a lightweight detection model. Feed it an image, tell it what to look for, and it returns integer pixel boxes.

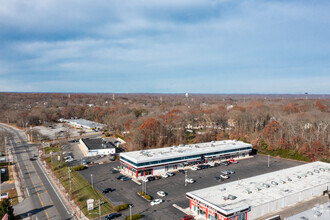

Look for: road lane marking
[24,160,50,220]
[37,160,72,215]
[28,154,62,217]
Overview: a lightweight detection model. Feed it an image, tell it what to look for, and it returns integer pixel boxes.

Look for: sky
[0,0,329,94]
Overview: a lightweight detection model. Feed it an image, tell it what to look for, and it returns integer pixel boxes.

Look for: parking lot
[78,155,305,220]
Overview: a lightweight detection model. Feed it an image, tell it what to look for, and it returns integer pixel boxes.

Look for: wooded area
[0,93,329,162]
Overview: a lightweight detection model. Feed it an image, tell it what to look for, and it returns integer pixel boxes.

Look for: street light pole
[268,155,270,168]
[129,204,132,220]
[185,171,187,186]
[91,174,93,188]
[98,199,101,220]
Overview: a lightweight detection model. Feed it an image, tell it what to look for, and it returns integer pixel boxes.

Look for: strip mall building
[186,161,330,220]
[119,140,252,178]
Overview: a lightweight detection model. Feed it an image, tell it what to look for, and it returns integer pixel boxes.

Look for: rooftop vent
[271,181,278,185]
[319,168,325,172]
[228,194,237,200]
[219,188,226,192]
[287,177,292,182]
[262,183,270,188]
[296,175,301,179]
[301,173,307,178]
[255,187,261,191]
[307,171,313,175]
[314,169,320,173]
[279,180,286,184]
[245,189,252,194]
[195,145,200,148]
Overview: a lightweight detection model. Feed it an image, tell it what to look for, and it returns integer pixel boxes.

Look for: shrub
[114,203,129,212]
[144,195,151,200]
[125,214,142,220]
[72,165,85,171]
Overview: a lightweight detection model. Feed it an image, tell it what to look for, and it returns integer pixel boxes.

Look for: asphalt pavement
[78,155,305,220]
[0,124,73,220]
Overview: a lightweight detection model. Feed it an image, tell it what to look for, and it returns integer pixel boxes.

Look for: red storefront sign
[217,215,227,220]
[199,204,208,212]
[190,200,198,207]
[208,209,215,217]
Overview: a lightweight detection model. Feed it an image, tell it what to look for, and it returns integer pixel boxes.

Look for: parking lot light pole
[185,171,187,186]
[268,155,270,168]
[91,174,93,188]
[130,204,133,220]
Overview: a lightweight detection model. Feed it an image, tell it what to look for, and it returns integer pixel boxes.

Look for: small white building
[186,161,330,220]
[79,138,116,156]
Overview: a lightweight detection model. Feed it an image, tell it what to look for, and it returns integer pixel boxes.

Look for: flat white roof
[186,161,330,215]
[61,118,105,128]
[120,140,251,164]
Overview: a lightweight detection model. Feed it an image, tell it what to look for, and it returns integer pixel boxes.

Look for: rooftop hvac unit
[279,180,286,184]
[287,177,292,181]
[255,187,261,191]
[296,175,302,179]
[219,188,226,192]
[222,196,229,201]
[271,181,278,185]
[314,169,320,173]
[319,168,325,172]
[245,189,252,194]
[228,194,237,200]
[262,183,270,188]
[195,145,200,148]
[307,171,313,175]
[301,173,307,178]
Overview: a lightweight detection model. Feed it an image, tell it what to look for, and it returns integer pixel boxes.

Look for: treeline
[0,93,329,161]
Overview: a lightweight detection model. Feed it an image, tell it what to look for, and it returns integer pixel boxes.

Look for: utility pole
[68,168,72,198]
[98,199,101,220]
[5,137,7,162]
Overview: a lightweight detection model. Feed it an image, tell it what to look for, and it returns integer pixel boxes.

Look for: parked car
[190,166,198,171]
[157,191,166,197]
[220,174,229,179]
[185,178,195,184]
[0,192,8,200]
[116,175,125,180]
[228,159,238,164]
[221,170,230,175]
[150,199,163,206]
[197,165,204,170]
[178,169,185,174]
[215,177,224,182]
[154,176,161,180]
[161,173,169,178]
[102,188,114,193]
[111,169,119,174]
[120,176,131,181]
[227,170,235,174]
[65,158,74,163]
[105,213,121,219]
[148,176,155,181]
[166,172,174,177]
[181,215,194,220]
[221,161,229,166]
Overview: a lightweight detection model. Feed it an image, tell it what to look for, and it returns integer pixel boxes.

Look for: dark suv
[105,213,121,219]
[102,188,114,193]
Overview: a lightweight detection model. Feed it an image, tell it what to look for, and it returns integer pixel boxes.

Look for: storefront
[120,140,252,178]
[188,198,249,220]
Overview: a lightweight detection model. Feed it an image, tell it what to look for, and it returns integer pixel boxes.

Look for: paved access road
[0,124,73,220]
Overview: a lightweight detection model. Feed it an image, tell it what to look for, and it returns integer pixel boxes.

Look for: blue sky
[0,0,329,94]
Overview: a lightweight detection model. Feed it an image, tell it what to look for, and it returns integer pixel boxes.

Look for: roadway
[0,124,73,220]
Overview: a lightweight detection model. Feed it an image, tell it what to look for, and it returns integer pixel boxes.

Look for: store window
[207,214,217,220]
[237,213,246,220]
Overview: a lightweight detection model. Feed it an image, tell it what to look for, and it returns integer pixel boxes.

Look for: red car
[181,215,194,220]
[228,159,238,164]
